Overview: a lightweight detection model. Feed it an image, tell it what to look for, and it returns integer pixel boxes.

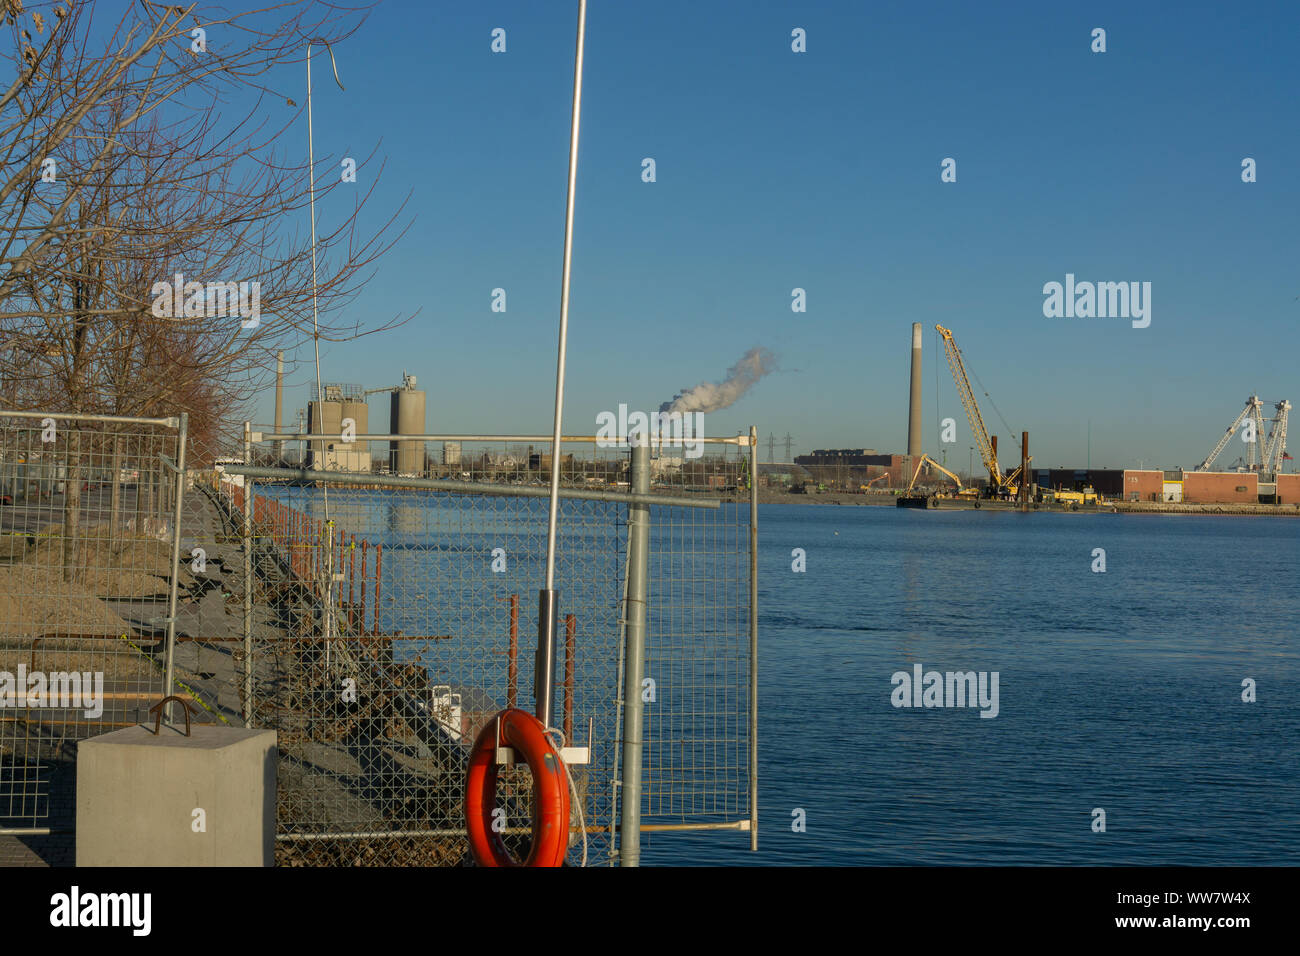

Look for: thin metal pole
[564,613,576,740]
[508,594,519,710]
[537,0,588,729]
[324,519,334,668]
[748,425,759,851]
[307,40,344,525]
[162,413,188,724]
[608,537,631,865]
[619,440,650,867]
[243,422,254,727]
[542,0,587,594]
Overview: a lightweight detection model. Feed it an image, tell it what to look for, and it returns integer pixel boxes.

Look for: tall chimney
[907,323,922,457]
[273,351,284,461]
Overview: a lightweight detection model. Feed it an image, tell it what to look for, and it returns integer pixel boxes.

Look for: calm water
[641,505,1300,865]
[270,487,1299,865]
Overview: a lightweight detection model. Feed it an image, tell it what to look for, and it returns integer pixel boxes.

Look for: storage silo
[389,375,426,475]
[339,399,370,471]
[309,384,369,470]
[306,396,341,467]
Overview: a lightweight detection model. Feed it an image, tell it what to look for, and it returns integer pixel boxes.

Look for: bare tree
[0,1,413,576]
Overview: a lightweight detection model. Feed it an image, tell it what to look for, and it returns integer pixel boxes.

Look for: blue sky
[253,0,1300,472]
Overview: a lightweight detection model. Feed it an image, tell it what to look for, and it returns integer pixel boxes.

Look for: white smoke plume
[660,347,777,414]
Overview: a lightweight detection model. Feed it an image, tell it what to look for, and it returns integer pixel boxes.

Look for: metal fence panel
[2,416,756,863]
[0,410,186,829]
[208,430,757,865]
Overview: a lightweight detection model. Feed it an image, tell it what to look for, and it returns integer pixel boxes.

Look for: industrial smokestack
[907,323,922,457]
[274,352,284,432]
[274,351,284,461]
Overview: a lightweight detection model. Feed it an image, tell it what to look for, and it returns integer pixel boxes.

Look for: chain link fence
[0,410,187,831]
[1,414,756,865]
[200,428,756,865]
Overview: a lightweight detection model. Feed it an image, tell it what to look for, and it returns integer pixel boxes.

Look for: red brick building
[1119,469,1164,502]
[1182,472,1258,504]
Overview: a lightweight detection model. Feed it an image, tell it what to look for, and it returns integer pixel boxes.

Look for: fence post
[748,425,759,851]
[242,421,254,727]
[564,612,576,740]
[324,519,334,669]
[162,412,188,724]
[619,439,650,866]
[508,593,519,710]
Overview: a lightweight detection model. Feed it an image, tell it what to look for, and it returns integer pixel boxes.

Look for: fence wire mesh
[213,470,627,865]
[202,431,757,865]
[0,410,185,829]
[0,415,755,865]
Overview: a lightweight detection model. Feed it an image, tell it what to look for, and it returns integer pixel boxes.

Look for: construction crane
[935,325,1027,497]
[905,454,973,496]
[1261,400,1291,475]
[1198,395,1267,471]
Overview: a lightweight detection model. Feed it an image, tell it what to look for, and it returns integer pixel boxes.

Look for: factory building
[794,449,920,488]
[307,383,371,471]
[1039,467,1296,504]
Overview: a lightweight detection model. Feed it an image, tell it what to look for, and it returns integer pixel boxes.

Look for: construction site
[771,323,1295,512]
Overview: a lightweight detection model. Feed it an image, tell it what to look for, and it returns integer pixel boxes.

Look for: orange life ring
[465,708,570,867]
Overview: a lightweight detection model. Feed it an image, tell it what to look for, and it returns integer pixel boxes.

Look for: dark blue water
[640,505,1300,865]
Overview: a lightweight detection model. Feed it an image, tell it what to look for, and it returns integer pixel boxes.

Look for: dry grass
[26,523,193,598]
[0,565,134,638]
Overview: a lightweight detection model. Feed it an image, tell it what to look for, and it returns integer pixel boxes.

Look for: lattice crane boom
[1249,400,1266,470]
[936,324,1004,489]
[1198,396,1261,472]
[1263,400,1290,474]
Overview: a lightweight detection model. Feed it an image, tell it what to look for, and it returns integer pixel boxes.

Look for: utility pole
[782,433,794,463]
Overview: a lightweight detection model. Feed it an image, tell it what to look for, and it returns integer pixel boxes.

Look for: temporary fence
[203,427,757,866]
[0,413,756,866]
[0,409,187,831]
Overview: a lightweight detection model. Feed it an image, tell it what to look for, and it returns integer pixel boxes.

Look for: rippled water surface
[640,505,1299,866]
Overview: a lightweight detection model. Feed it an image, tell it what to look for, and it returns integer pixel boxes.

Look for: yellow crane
[905,454,974,497]
[935,324,1029,497]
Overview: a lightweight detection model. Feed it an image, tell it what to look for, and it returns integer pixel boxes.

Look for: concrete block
[77,724,276,866]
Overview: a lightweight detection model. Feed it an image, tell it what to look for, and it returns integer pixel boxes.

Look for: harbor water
[271,488,1299,865]
[642,505,1299,865]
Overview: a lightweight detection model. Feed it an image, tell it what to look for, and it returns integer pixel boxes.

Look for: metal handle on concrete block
[149,696,194,736]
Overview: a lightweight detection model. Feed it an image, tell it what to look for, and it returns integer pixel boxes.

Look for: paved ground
[0,760,75,866]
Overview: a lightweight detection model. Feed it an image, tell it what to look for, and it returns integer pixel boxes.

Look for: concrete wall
[1183,471,1258,503]
[1277,473,1300,503]
[1122,469,1164,502]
